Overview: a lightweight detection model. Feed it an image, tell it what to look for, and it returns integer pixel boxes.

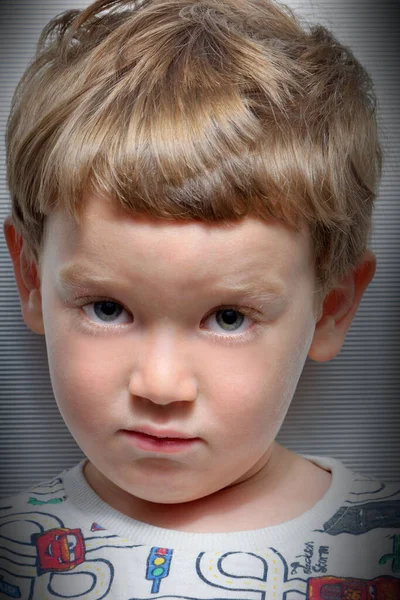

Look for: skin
[4,195,376,532]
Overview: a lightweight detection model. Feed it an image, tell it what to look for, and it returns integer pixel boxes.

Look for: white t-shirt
[1,453,399,599]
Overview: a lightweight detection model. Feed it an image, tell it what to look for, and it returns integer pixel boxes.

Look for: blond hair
[6,0,382,316]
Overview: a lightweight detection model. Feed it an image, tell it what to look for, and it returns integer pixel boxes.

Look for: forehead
[43,195,314,287]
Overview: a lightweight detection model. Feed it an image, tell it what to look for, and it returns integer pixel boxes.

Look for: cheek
[44,323,125,429]
[201,346,282,441]
[204,318,314,436]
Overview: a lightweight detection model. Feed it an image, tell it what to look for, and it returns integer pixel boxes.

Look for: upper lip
[124,426,198,440]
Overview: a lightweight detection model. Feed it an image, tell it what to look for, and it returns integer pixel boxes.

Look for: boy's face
[19,195,321,504]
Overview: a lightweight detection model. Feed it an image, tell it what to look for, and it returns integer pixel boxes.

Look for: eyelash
[72,296,265,346]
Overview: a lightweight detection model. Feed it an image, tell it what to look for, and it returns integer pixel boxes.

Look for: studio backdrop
[0,0,399,497]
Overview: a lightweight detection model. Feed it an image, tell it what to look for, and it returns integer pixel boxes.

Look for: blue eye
[75,296,261,343]
[215,309,245,331]
[202,306,255,338]
[92,301,124,322]
[79,299,130,326]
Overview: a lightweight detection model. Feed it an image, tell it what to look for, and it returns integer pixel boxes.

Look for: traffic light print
[145,547,173,593]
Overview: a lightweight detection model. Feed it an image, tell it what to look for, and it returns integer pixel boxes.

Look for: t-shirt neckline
[62,453,354,551]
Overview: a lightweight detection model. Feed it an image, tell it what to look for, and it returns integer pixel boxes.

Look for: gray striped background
[0,0,399,498]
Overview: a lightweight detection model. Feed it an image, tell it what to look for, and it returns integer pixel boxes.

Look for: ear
[308,248,376,362]
[3,215,45,335]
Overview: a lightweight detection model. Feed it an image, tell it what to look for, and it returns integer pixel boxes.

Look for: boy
[1,0,399,597]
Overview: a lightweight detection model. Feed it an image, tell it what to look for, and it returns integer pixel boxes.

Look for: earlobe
[308,248,376,363]
[3,215,45,335]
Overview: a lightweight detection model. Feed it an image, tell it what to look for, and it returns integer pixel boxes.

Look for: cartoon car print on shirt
[31,527,85,574]
[308,575,400,599]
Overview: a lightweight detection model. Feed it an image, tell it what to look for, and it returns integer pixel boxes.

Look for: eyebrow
[57,263,288,307]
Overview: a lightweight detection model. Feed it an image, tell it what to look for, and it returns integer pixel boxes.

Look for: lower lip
[122,431,200,454]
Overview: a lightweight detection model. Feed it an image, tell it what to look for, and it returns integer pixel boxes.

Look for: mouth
[124,426,197,440]
[121,429,201,454]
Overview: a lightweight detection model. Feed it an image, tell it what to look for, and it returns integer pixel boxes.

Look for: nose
[128,327,198,405]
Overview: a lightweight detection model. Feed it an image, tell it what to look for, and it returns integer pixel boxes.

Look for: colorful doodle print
[0,470,399,599]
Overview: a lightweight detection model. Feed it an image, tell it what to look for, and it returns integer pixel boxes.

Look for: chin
[132,473,229,506]
[132,482,209,505]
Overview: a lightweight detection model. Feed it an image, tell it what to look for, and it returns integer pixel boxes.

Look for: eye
[75,297,262,341]
[202,307,254,335]
[81,300,131,325]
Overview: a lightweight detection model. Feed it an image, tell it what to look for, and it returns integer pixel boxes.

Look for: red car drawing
[32,527,85,573]
[308,575,400,599]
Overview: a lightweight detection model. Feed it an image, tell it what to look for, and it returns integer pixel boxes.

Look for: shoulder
[327,467,400,535]
[350,468,400,511]
[347,468,400,502]
[0,471,76,522]
[0,472,68,514]
[0,469,90,587]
